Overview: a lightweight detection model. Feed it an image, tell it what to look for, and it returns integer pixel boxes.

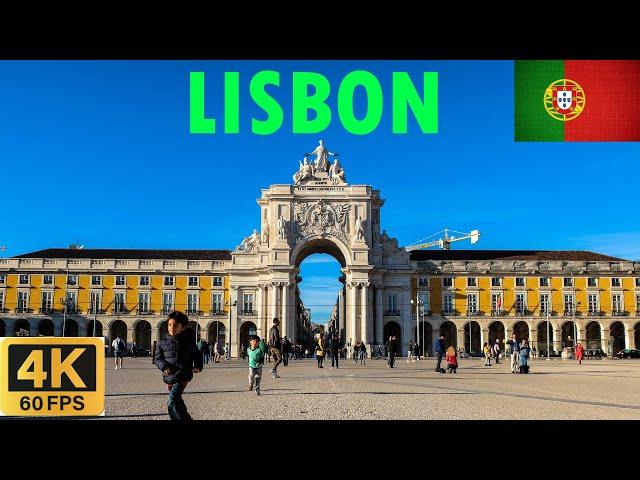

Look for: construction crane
[404,228,480,251]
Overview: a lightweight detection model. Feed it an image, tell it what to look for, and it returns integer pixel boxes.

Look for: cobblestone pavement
[103,356,640,420]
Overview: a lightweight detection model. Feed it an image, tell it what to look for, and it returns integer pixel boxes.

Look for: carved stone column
[256,284,264,339]
[270,282,279,322]
[348,282,358,348]
[360,282,369,348]
[281,282,288,339]
[375,286,383,346]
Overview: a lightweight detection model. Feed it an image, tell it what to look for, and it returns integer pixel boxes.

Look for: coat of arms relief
[293,200,351,245]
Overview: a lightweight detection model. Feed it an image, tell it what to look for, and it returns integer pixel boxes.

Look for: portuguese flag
[515,60,640,141]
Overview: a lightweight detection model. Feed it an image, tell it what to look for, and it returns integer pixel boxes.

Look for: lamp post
[410,296,423,357]
[226,300,237,358]
[546,307,551,361]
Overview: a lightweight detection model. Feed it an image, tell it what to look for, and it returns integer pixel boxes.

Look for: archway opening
[0,319,5,337]
[383,321,401,353]
[158,320,169,341]
[135,320,151,350]
[63,319,78,337]
[208,321,226,346]
[610,321,625,354]
[14,319,30,336]
[537,321,554,356]
[635,323,640,352]
[561,321,576,348]
[109,320,127,347]
[87,320,103,337]
[489,321,505,347]
[38,318,54,336]
[513,321,530,342]
[188,320,200,343]
[296,251,345,348]
[586,321,602,350]
[439,321,457,349]
[464,321,481,354]
[413,321,433,356]
[240,321,257,351]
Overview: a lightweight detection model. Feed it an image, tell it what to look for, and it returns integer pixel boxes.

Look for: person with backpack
[330,334,342,369]
[407,339,415,363]
[386,335,398,368]
[112,335,126,370]
[519,339,531,373]
[414,342,421,361]
[492,339,501,364]
[507,334,520,373]
[358,341,367,365]
[434,335,446,373]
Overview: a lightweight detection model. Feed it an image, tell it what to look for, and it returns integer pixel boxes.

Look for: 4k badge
[0,337,105,416]
[544,78,586,121]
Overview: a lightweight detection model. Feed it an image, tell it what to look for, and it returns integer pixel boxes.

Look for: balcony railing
[137,308,154,315]
[112,307,128,315]
[39,307,54,314]
[162,307,174,314]
[87,308,107,314]
[240,310,256,316]
[563,309,575,316]
[384,310,401,316]
[466,310,481,316]
[587,310,604,317]
[515,309,530,316]
[186,309,203,316]
[0,307,8,313]
[210,310,227,316]
[491,309,506,316]
[612,311,629,316]
[442,309,459,316]
[15,307,34,314]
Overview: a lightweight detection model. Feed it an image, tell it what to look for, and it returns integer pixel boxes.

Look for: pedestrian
[268,318,282,379]
[112,335,126,370]
[153,311,202,421]
[151,340,157,365]
[407,339,415,362]
[575,342,584,365]
[446,346,458,373]
[434,335,446,373]
[208,342,214,363]
[213,340,221,363]
[507,334,520,373]
[483,342,492,366]
[197,338,208,365]
[492,339,501,364]
[281,336,291,367]
[131,341,138,358]
[202,339,210,364]
[353,341,359,363]
[359,341,367,365]
[330,334,341,369]
[414,342,421,361]
[386,335,397,368]
[225,342,230,360]
[532,346,537,359]
[247,335,266,396]
[316,334,326,368]
[519,339,531,373]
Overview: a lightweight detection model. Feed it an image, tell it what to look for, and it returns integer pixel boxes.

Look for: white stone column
[402,287,411,356]
[349,283,358,348]
[375,286,383,346]
[150,327,158,344]
[481,328,489,349]
[625,328,634,349]
[281,283,288,339]
[553,327,562,352]
[126,327,134,348]
[456,328,465,351]
[257,285,264,339]
[360,282,369,347]
[601,328,611,355]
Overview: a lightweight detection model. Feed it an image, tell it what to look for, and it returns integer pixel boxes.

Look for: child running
[247,335,266,396]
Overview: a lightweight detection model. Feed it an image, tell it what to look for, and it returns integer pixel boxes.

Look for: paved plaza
[102,356,640,420]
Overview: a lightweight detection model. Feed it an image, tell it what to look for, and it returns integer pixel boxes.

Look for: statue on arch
[293,157,314,184]
[305,139,337,173]
[329,157,346,183]
[277,215,287,240]
[354,216,365,241]
[235,229,261,253]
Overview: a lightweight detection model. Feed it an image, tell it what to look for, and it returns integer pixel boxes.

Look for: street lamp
[410,296,423,357]
[225,300,237,359]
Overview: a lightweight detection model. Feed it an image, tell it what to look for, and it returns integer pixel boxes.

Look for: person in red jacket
[575,342,585,365]
[446,346,458,373]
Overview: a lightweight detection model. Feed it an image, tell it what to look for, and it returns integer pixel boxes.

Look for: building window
[187,293,199,314]
[387,294,398,314]
[443,294,454,314]
[540,293,550,315]
[515,293,526,314]
[66,292,77,313]
[442,277,453,288]
[612,293,623,314]
[564,294,575,315]
[43,274,54,285]
[188,276,199,287]
[242,293,254,314]
[418,292,430,312]
[164,276,174,287]
[89,291,101,313]
[636,278,640,287]
[212,293,223,313]
[139,276,150,286]
[467,277,477,287]
[163,293,174,314]
[467,293,478,314]
[0,290,4,310]
[91,275,101,286]
[0,274,5,285]
[588,294,598,315]
[636,294,640,314]
[491,277,502,287]
[19,274,29,285]
[41,291,53,312]
[564,277,573,287]
[114,292,126,313]
[67,274,77,286]
[115,275,126,286]
[491,293,503,314]
[138,292,150,313]
[18,291,29,311]
[588,277,598,287]
[418,277,429,287]
[213,276,223,287]
[539,277,550,287]
[611,277,621,288]
[515,277,525,287]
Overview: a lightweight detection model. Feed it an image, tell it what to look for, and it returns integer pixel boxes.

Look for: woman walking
[483,342,492,366]
[316,334,326,368]
[359,342,367,365]
[575,342,584,365]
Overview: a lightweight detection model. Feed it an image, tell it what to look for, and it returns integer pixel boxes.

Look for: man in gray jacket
[268,318,282,378]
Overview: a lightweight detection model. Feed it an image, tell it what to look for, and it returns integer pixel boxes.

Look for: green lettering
[250,70,283,135]
[338,71,383,135]
[392,72,438,134]
[292,72,331,134]
[224,72,240,134]
[189,72,215,134]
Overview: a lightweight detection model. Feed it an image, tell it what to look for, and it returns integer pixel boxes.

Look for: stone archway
[586,321,602,350]
[489,321,505,347]
[109,320,127,346]
[38,318,54,336]
[63,318,78,337]
[610,321,625,353]
[188,320,200,343]
[561,321,576,348]
[439,321,457,349]
[464,321,481,354]
[13,319,29,336]
[413,321,433,356]
[635,323,640,352]
[240,321,257,351]
[513,321,529,341]
[383,321,401,352]
[134,320,152,350]
[537,321,554,355]
[158,320,169,341]
[86,320,103,337]
[208,321,226,345]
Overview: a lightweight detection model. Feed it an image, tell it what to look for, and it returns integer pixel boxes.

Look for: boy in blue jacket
[247,334,266,396]
[154,311,202,420]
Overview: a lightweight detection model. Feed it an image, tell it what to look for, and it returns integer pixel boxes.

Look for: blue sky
[1,60,638,322]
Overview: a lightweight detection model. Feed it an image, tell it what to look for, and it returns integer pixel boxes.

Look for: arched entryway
[0,319,5,337]
[14,319,29,336]
[586,321,602,350]
[464,321,481,354]
[109,320,127,346]
[610,321,625,354]
[537,321,554,355]
[635,323,640,352]
[63,318,78,337]
[38,318,54,336]
[513,321,529,341]
[208,321,226,346]
[439,321,457,349]
[158,320,169,341]
[86,320,103,337]
[489,321,505,347]
[134,320,152,350]
[413,321,432,356]
[188,320,200,343]
[240,321,257,351]
[561,321,576,348]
